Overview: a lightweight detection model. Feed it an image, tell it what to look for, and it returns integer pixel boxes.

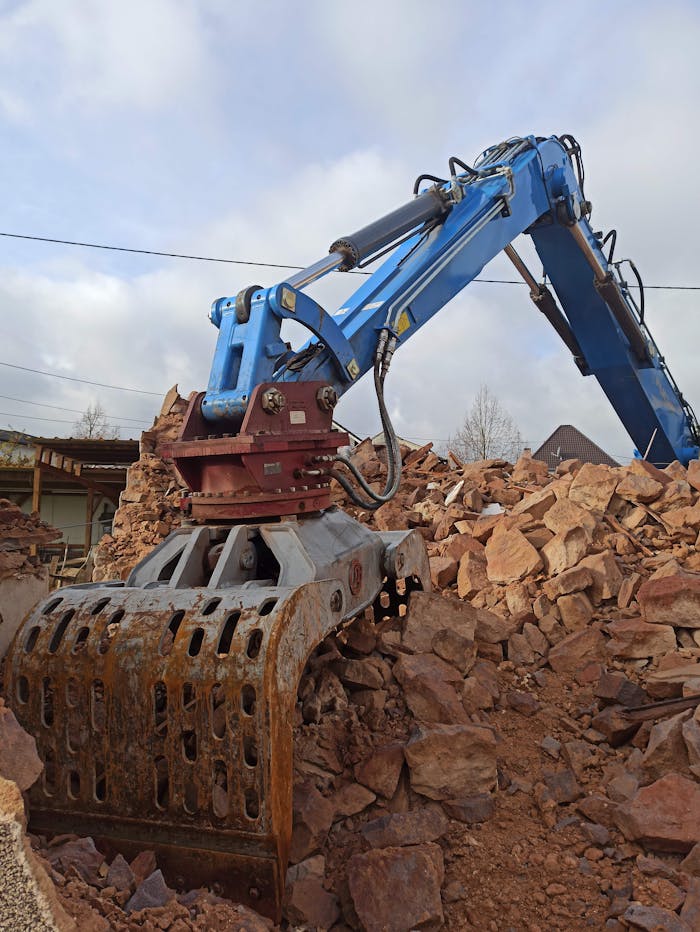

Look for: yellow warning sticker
[396,311,411,336]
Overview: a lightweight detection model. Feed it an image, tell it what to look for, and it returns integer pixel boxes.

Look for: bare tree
[73,402,119,440]
[450,385,523,462]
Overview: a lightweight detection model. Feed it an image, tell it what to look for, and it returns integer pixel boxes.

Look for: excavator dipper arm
[201,134,698,470]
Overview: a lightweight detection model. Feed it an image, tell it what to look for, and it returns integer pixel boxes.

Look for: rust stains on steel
[4,513,431,921]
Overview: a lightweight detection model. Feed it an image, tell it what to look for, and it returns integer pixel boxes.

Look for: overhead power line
[0,231,310,273]
[2,230,698,290]
[0,411,145,429]
[0,361,162,396]
[0,393,151,422]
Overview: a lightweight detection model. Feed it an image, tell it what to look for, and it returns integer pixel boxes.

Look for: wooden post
[84,489,95,555]
[30,454,42,557]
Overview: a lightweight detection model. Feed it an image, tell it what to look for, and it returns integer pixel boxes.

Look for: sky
[1,0,699,463]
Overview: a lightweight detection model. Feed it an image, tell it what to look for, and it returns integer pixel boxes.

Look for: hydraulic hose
[323,329,403,510]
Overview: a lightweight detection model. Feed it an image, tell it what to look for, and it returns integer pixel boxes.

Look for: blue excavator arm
[15,138,700,920]
[201,134,699,468]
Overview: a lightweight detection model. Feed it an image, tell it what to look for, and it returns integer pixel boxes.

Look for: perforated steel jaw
[4,511,430,921]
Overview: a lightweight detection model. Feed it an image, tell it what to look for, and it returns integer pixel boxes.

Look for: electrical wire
[0,410,145,429]
[1,230,698,289]
[0,361,162,395]
[0,393,150,422]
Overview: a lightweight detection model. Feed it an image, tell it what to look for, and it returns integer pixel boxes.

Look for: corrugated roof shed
[534,424,619,471]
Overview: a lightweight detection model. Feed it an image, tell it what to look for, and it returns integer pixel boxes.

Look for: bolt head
[316,385,338,411]
[261,388,286,414]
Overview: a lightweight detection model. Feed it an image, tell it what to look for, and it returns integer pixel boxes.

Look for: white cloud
[1,0,699,466]
[0,0,210,117]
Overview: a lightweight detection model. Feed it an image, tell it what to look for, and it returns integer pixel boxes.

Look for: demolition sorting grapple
[7,508,428,918]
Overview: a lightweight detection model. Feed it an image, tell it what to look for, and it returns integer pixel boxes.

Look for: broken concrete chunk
[548,627,605,675]
[557,591,594,631]
[606,617,677,659]
[405,722,497,799]
[347,844,444,932]
[331,782,376,819]
[431,627,477,674]
[541,526,589,576]
[576,550,623,603]
[125,869,173,912]
[354,744,405,799]
[403,590,476,654]
[394,652,466,724]
[361,806,448,848]
[642,711,692,782]
[442,793,494,823]
[568,463,619,512]
[0,700,43,791]
[485,526,543,584]
[616,473,664,504]
[543,565,594,601]
[638,574,700,628]
[615,773,700,853]
[290,781,335,863]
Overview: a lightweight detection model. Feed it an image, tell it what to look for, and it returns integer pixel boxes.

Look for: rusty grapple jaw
[4,509,430,921]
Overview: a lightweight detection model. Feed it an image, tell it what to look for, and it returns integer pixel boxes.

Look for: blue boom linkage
[173,134,699,520]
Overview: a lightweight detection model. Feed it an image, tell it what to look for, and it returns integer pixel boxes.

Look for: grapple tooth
[5,580,341,920]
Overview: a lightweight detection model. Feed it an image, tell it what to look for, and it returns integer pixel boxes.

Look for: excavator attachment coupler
[4,509,430,921]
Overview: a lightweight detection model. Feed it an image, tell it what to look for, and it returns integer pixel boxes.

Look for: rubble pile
[92,387,190,582]
[0,498,60,580]
[20,423,700,928]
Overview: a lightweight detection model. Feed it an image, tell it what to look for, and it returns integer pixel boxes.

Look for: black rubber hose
[413,173,449,196]
[602,229,617,264]
[449,156,482,178]
[329,333,403,507]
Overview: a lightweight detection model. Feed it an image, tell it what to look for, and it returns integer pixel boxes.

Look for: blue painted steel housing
[202,135,698,466]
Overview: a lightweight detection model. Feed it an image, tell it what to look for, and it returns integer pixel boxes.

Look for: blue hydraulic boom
[171,134,699,520]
